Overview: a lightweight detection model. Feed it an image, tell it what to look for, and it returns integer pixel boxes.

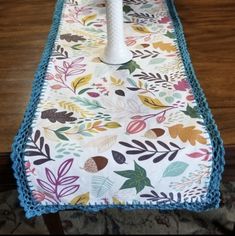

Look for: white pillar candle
[101,0,133,65]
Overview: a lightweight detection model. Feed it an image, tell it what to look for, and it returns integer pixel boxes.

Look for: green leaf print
[114,161,153,193]
[182,104,201,119]
[117,60,141,74]
[163,161,189,177]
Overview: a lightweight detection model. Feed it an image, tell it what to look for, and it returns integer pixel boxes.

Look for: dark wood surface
[0,0,235,188]
[42,213,64,235]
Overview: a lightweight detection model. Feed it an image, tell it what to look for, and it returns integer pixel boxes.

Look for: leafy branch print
[127,78,155,97]
[168,124,207,145]
[138,95,171,110]
[59,101,94,118]
[114,161,153,193]
[119,140,184,163]
[71,74,92,94]
[36,159,80,202]
[71,97,105,109]
[47,57,86,94]
[44,121,121,141]
[91,176,113,198]
[131,49,159,59]
[169,164,211,191]
[129,12,156,20]
[123,0,148,5]
[126,106,176,134]
[52,45,68,60]
[41,109,77,124]
[25,130,54,165]
[140,190,181,203]
[134,72,171,84]
[64,5,93,24]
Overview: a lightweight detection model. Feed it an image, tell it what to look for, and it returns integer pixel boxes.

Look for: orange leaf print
[168,124,207,145]
[152,41,176,52]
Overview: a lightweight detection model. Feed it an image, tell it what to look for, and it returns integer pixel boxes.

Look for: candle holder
[100,0,133,65]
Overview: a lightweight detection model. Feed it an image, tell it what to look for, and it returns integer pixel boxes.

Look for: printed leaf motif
[112,151,126,164]
[84,135,117,152]
[91,176,113,198]
[112,197,124,205]
[70,192,90,205]
[71,74,92,93]
[36,159,80,203]
[110,76,124,86]
[114,161,153,193]
[41,109,77,123]
[140,190,181,203]
[163,161,189,177]
[132,49,159,59]
[59,101,93,118]
[134,72,169,84]
[138,95,168,110]
[57,159,74,178]
[117,60,141,74]
[104,122,121,129]
[164,31,175,39]
[153,41,176,52]
[182,105,200,119]
[123,5,133,14]
[169,164,210,191]
[72,97,104,109]
[45,168,57,185]
[119,140,183,163]
[168,124,207,145]
[82,14,96,25]
[58,185,80,198]
[37,179,55,193]
[59,176,79,185]
[132,25,151,34]
[60,33,86,42]
[25,130,53,165]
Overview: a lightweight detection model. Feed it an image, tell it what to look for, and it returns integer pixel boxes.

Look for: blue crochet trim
[11,0,225,219]
[166,0,225,209]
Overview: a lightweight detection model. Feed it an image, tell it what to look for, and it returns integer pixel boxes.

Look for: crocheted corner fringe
[10,0,225,218]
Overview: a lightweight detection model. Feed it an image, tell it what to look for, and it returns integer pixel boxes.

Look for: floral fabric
[23,0,216,209]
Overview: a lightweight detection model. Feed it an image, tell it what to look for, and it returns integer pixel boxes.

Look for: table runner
[11,0,225,218]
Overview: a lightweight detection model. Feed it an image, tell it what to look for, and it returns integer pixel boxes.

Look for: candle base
[100,47,133,65]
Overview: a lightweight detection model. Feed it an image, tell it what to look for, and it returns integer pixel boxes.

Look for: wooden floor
[0,0,234,187]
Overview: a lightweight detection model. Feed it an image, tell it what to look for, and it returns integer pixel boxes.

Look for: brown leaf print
[168,124,207,145]
[41,109,77,124]
[60,33,86,42]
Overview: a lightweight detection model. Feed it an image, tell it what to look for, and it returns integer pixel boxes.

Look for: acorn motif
[144,128,165,139]
[83,156,108,173]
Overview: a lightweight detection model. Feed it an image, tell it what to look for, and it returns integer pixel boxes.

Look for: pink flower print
[174,79,190,91]
[158,16,170,24]
[32,191,46,202]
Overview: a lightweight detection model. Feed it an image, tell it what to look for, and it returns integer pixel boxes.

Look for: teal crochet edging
[11,0,225,219]
[166,0,225,209]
